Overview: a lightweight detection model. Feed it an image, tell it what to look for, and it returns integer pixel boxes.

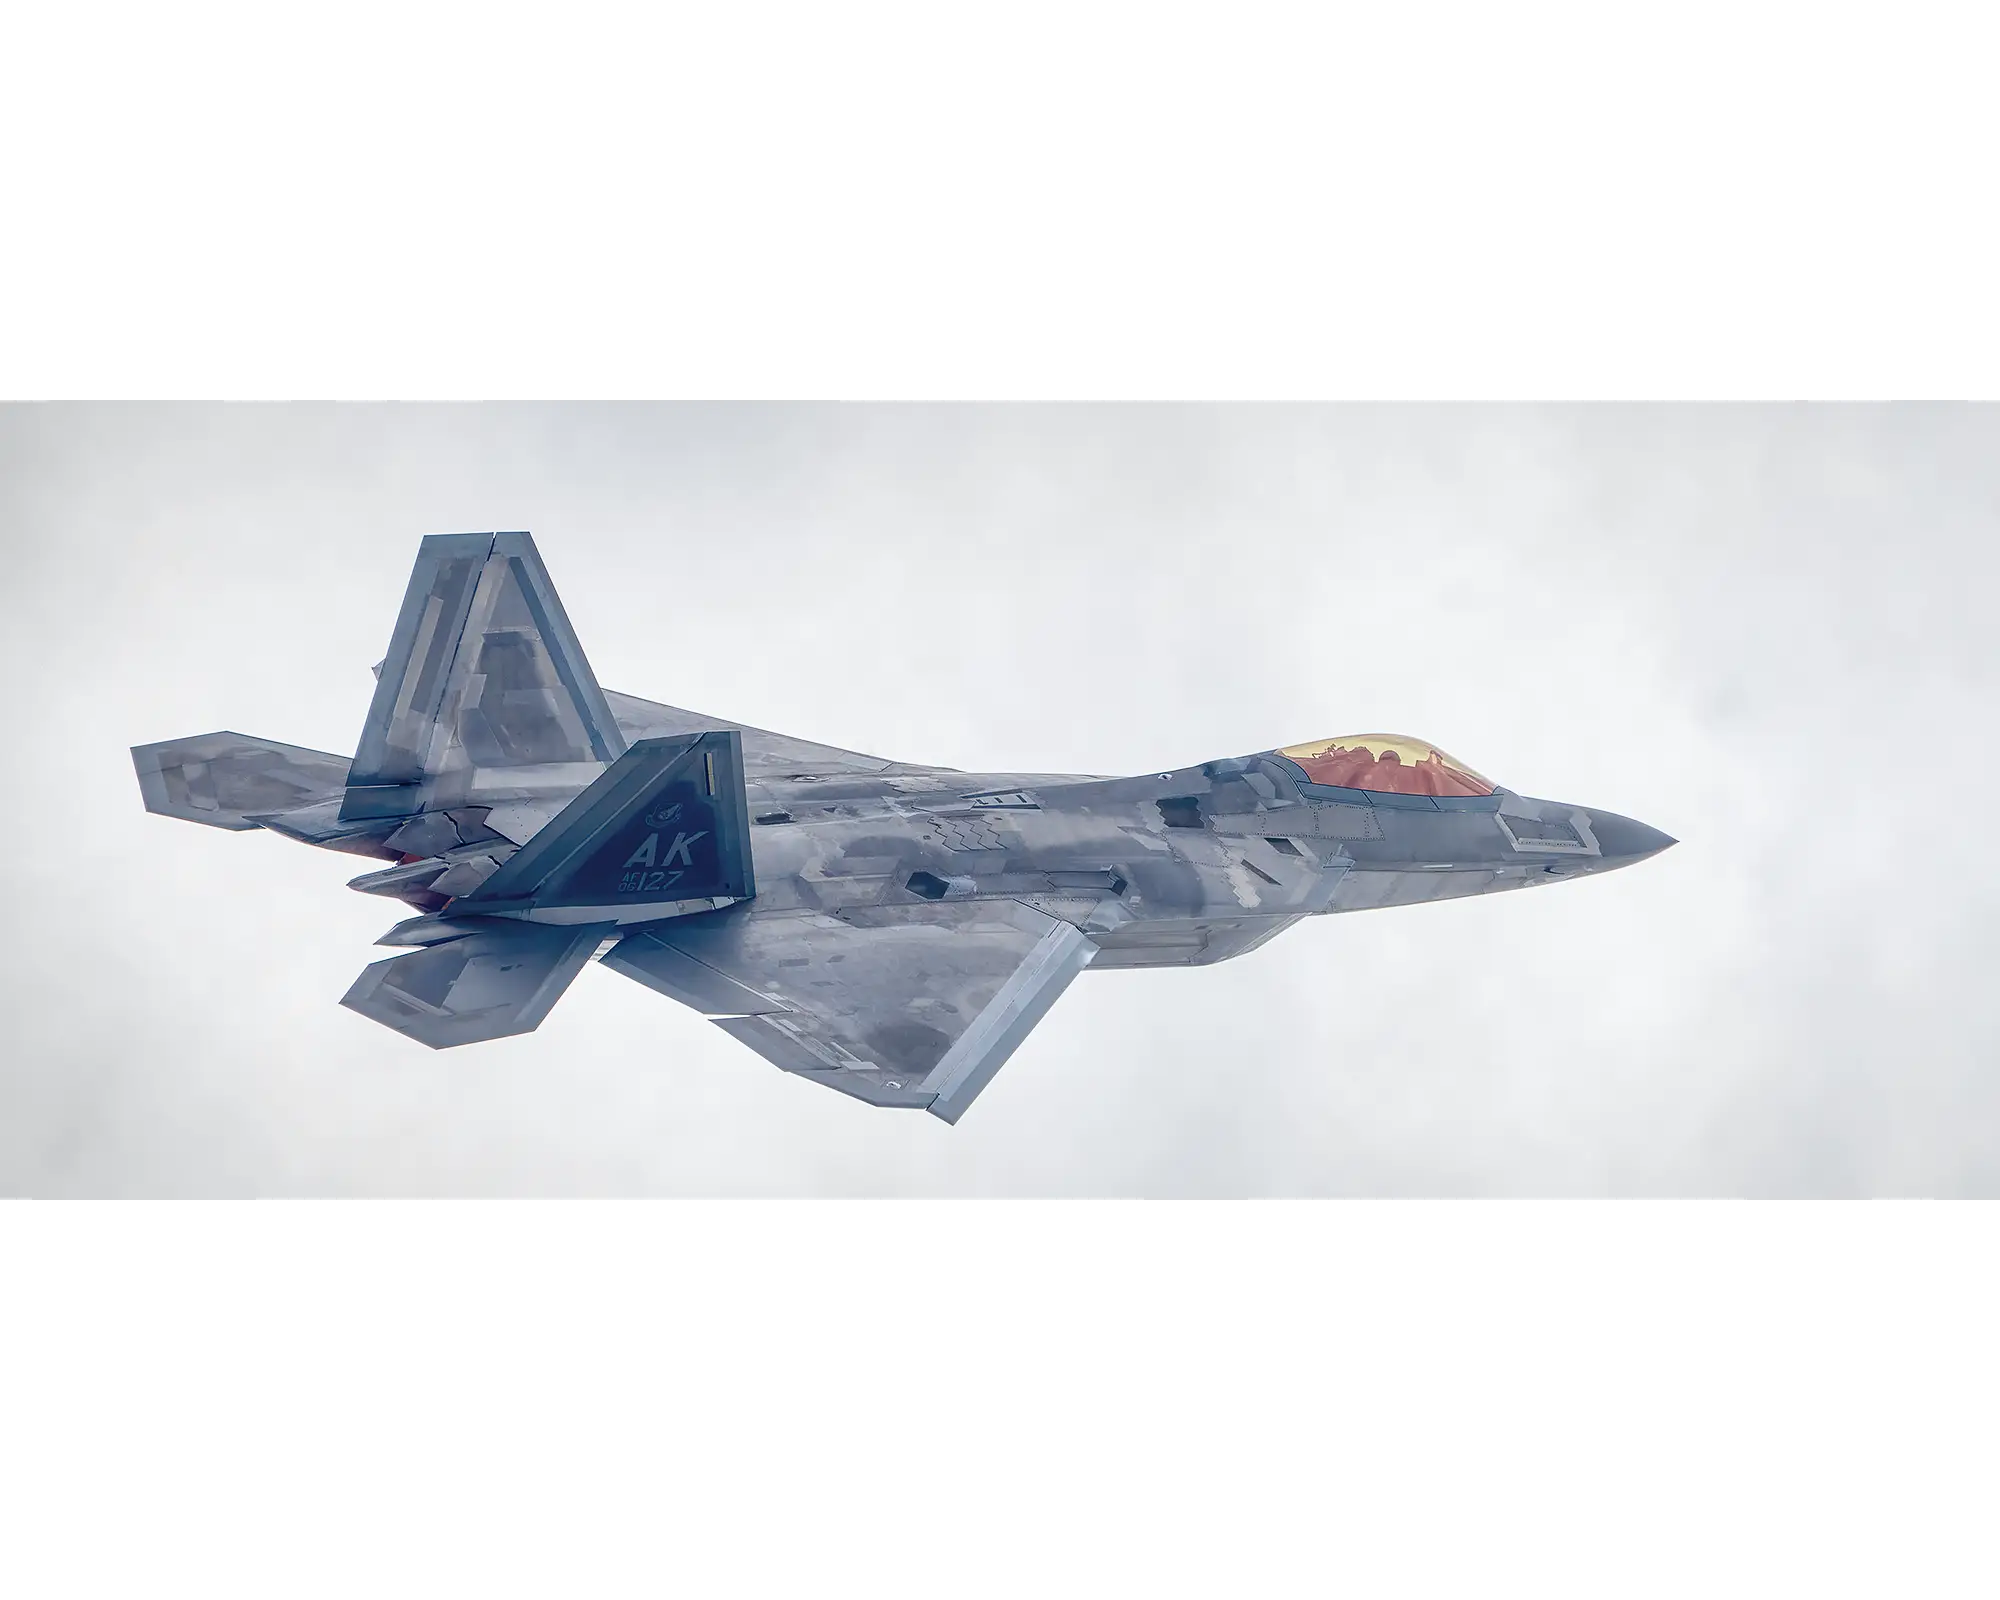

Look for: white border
[3,4,1996,399]
[7,1204,1999,1598]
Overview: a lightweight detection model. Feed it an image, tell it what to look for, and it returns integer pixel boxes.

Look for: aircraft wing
[604,690,955,779]
[602,902,1096,1123]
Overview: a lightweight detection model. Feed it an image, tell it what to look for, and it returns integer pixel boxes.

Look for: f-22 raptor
[134,533,1675,1123]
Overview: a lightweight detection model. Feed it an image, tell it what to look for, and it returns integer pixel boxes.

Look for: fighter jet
[133,532,1675,1123]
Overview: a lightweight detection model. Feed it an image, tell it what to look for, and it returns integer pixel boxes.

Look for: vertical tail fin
[460,731,756,916]
[341,532,627,821]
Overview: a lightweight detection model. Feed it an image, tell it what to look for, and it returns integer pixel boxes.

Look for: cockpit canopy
[1273,734,1495,798]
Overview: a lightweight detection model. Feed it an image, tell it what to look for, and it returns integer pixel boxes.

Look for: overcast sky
[2,402,1994,1195]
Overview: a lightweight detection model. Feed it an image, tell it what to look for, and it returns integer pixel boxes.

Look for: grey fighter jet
[134,533,1675,1123]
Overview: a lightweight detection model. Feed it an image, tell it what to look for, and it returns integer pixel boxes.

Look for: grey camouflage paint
[133,533,1674,1123]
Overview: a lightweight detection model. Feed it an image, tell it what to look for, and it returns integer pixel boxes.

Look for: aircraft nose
[1589,809,1677,864]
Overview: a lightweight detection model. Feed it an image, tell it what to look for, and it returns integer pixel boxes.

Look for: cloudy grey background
[2,403,1994,1195]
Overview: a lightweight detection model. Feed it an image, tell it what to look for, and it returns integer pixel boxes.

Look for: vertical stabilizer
[461,731,756,917]
[342,532,626,821]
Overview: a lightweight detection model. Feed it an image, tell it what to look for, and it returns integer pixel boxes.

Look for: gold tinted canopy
[1275,734,1495,798]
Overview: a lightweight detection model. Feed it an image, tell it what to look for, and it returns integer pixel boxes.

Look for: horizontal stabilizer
[341,920,606,1048]
[343,532,626,820]
[133,731,351,831]
[462,732,755,915]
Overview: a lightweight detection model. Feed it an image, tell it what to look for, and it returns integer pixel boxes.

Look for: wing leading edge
[602,690,955,780]
[602,902,1096,1122]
